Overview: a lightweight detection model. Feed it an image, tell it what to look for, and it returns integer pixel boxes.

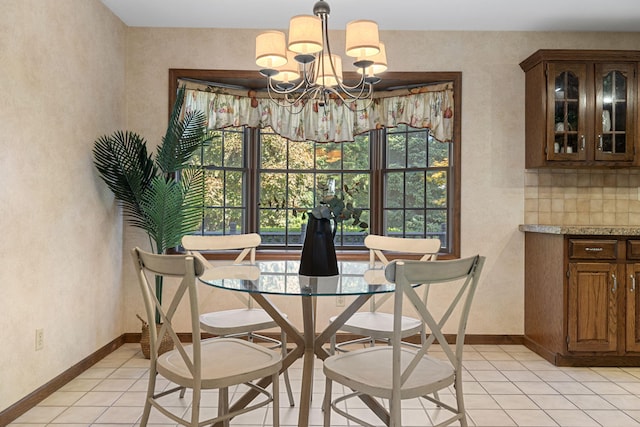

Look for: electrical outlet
[35,329,44,351]
[336,295,345,307]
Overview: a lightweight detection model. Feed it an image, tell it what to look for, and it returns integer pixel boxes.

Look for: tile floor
[8,343,640,426]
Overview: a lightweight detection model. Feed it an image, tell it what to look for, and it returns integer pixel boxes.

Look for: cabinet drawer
[627,240,640,259]
[569,239,617,260]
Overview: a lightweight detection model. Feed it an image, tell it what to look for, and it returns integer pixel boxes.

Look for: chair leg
[280,331,295,407]
[330,333,336,355]
[272,371,280,427]
[140,362,156,427]
[455,377,468,427]
[218,387,229,427]
[323,377,332,427]
[191,386,201,427]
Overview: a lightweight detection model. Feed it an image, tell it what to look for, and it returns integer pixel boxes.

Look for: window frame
[170,69,461,259]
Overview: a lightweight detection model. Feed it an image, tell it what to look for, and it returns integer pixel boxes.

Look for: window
[171,69,460,257]
[383,125,451,251]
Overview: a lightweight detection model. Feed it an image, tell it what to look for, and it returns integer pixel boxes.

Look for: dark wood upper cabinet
[520,50,639,168]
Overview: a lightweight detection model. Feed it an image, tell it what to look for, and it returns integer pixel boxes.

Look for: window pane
[261,131,287,169]
[385,210,404,236]
[428,139,449,167]
[290,140,314,169]
[405,171,425,208]
[259,172,287,210]
[204,170,224,206]
[222,130,243,167]
[386,131,406,168]
[385,172,404,208]
[316,142,342,170]
[225,171,244,207]
[427,170,447,208]
[406,210,425,235]
[408,130,428,168]
[343,135,370,170]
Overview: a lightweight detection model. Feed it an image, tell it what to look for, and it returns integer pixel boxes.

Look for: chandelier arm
[318,8,374,102]
[266,76,308,95]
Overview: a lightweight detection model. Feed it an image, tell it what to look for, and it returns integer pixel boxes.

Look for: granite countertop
[519,224,640,236]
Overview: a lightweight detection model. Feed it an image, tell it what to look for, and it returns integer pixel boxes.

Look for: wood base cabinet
[524,232,640,366]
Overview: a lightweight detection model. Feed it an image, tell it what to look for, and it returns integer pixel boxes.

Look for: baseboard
[1,332,523,425]
[0,335,125,426]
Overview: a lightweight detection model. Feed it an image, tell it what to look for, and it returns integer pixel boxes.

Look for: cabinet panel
[594,63,636,162]
[547,63,588,161]
[627,264,640,352]
[568,262,618,352]
[627,240,640,259]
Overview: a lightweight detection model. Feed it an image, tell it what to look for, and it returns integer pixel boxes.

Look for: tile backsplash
[524,169,640,225]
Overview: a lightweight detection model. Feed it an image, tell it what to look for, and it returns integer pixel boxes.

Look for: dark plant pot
[299,216,339,276]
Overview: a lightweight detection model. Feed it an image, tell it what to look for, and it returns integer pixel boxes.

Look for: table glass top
[198,260,395,296]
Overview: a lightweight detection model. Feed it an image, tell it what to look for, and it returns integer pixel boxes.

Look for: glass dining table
[198,259,396,427]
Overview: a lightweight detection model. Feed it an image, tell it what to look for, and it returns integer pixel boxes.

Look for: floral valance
[182,81,454,143]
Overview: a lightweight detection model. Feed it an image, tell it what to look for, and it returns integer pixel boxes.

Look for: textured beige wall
[0,0,126,411]
[122,28,640,337]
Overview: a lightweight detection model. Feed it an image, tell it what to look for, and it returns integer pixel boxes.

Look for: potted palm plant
[93,86,211,354]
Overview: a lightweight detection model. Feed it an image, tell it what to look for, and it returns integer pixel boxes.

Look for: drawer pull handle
[585,247,603,252]
[632,275,636,292]
[612,274,617,293]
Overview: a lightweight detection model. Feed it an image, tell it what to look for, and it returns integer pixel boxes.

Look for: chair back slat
[385,255,485,389]
[364,235,440,311]
[181,234,262,307]
[132,247,207,378]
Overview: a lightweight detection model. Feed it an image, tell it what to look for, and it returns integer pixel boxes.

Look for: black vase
[299,216,339,276]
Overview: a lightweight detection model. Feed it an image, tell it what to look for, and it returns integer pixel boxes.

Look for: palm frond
[139,169,205,254]
[156,85,213,174]
[93,131,157,227]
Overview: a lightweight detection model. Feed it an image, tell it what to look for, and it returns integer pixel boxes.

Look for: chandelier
[254,0,387,108]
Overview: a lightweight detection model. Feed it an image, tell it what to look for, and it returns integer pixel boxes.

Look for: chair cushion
[323,346,454,400]
[157,337,281,389]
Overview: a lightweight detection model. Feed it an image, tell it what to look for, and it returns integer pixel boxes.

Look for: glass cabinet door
[547,63,587,161]
[594,63,635,162]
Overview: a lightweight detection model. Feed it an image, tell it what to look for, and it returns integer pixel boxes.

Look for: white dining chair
[131,247,281,427]
[329,234,441,353]
[181,233,294,406]
[323,255,485,427]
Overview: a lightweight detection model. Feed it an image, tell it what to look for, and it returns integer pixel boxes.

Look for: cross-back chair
[131,247,281,427]
[323,255,485,427]
[181,233,294,406]
[330,234,441,353]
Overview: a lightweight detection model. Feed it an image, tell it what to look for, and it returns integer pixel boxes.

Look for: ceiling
[101,0,640,32]
[102,0,640,32]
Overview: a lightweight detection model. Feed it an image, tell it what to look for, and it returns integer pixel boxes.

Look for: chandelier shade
[288,15,323,60]
[357,42,388,77]
[271,50,301,84]
[255,31,288,70]
[255,0,386,109]
[315,54,343,87]
[345,20,380,59]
